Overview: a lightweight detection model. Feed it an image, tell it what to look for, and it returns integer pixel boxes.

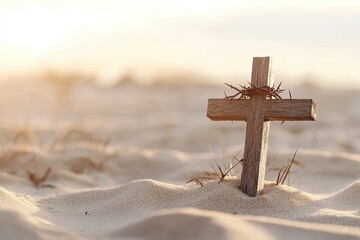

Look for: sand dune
[36,178,360,230]
[1,177,360,239]
[0,81,359,239]
[113,208,360,240]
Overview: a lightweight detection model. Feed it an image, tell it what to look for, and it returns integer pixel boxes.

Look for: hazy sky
[0,1,359,88]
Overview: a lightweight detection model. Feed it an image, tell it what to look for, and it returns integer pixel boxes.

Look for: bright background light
[0,1,359,88]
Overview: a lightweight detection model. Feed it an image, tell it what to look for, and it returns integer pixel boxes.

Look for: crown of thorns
[224,82,285,100]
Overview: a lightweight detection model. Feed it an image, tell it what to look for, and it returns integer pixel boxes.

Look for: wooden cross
[207,57,317,197]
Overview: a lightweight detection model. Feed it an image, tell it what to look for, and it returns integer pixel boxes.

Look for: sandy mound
[1,177,360,240]
[35,179,360,235]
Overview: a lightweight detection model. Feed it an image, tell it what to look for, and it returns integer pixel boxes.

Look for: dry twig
[27,167,54,188]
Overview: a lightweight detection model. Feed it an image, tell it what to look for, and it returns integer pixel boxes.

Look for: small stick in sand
[207,56,317,197]
[27,167,54,188]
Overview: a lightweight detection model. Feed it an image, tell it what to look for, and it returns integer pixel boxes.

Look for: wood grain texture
[207,99,317,121]
[264,99,317,121]
[251,57,274,87]
[207,99,250,121]
[240,95,269,197]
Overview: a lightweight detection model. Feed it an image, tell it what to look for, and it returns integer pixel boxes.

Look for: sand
[0,80,359,239]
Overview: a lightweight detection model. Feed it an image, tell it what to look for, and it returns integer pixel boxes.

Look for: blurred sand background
[0,1,360,240]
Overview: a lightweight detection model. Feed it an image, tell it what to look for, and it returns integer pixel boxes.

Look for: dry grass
[51,129,110,150]
[12,127,34,145]
[0,127,119,187]
[187,146,301,188]
[50,128,117,173]
[186,147,243,187]
[39,69,95,106]
[275,147,300,185]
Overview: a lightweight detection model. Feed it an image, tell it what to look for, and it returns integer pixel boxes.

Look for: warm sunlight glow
[0,8,69,51]
[0,1,359,88]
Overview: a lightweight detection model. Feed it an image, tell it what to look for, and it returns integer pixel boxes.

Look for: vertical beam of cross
[240,57,273,197]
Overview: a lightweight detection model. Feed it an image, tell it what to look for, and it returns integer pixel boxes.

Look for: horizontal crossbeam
[207,99,316,121]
